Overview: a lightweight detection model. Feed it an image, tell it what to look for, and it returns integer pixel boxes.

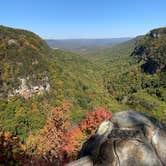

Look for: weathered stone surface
[78,111,166,166]
[8,39,19,46]
[67,156,93,166]
[8,77,50,99]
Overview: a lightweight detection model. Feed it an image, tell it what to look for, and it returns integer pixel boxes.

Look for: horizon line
[44,37,134,40]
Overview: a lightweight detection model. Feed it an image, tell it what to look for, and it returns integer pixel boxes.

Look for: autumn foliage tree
[80,108,112,136]
[0,104,112,165]
[60,107,112,163]
[27,104,112,164]
[26,104,70,162]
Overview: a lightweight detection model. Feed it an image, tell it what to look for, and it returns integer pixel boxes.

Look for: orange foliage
[60,126,86,162]
[27,104,112,164]
[80,107,112,136]
[29,103,72,160]
[0,105,112,165]
[59,107,112,163]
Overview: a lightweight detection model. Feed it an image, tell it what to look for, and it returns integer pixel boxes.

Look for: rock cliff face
[8,77,50,99]
[149,27,166,38]
[77,111,166,166]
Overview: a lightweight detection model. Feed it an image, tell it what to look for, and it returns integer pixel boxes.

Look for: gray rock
[8,39,19,46]
[79,111,166,166]
[67,156,93,166]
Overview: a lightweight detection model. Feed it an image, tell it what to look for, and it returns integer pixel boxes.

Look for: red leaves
[26,104,112,164]
[59,107,112,162]
[0,103,112,165]
[60,126,85,162]
[80,108,112,136]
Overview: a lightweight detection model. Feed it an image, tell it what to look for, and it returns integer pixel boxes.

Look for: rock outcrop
[76,111,166,166]
[131,27,166,74]
[8,77,50,99]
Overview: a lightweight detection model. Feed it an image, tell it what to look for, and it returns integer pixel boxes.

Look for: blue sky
[1,0,166,39]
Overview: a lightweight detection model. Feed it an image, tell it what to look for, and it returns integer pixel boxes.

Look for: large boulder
[79,111,166,166]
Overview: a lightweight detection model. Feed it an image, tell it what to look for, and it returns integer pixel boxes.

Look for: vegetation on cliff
[0,26,49,98]
[131,27,166,73]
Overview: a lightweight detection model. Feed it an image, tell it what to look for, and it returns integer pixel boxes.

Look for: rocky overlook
[68,111,166,166]
[149,27,166,38]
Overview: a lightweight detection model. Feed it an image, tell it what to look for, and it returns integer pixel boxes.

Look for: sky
[1,0,166,39]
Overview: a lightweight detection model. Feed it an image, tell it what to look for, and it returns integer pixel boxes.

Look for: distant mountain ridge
[45,38,131,53]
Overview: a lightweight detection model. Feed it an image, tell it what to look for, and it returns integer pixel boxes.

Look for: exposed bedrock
[79,111,166,166]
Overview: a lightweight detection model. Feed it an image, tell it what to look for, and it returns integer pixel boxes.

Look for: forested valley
[0,26,166,165]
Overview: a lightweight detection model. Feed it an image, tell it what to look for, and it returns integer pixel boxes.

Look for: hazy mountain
[45,38,131,53]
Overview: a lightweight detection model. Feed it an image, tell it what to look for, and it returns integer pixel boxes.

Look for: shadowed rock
[78,111,166,166]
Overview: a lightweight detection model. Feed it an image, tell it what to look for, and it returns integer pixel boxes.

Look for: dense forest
[86,30,166,123]
[0,26,165,165]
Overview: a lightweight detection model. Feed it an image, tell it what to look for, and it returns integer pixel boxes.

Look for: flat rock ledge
[67,111,166,166]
